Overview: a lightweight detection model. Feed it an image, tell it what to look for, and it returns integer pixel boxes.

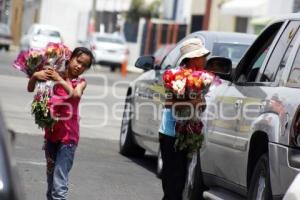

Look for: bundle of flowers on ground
[13,42,72,130]
[163,67,220,156]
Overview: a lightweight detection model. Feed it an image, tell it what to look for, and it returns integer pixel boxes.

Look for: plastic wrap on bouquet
[182,151,206,200]
[31,81,56,130]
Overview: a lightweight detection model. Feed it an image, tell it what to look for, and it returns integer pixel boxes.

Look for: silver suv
[202,15,300,199]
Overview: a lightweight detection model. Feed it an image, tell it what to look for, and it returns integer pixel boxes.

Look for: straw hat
[177,38,210,65]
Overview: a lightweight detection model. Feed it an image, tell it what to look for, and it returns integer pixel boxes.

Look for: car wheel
[156,147,163,178]
[248,153,272,200]
[4,45,9,51]
[119,96,145,157]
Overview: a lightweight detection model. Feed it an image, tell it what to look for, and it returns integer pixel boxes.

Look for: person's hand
[46,67,63,82]
[33,70,50,81]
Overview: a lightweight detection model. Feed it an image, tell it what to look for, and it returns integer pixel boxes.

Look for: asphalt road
[0,50,163,200]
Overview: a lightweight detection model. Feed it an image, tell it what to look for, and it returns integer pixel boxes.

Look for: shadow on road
[127,154,158,176]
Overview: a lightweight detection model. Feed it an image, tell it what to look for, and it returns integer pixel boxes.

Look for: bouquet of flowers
[162,67,220,156]
[45,42,72,71]
[31,87,56,130]
[13,49,45,77]
[13,42,72,130]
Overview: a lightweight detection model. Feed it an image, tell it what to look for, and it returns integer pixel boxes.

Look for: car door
[201,20,288,186]
[131,69,159,153]
[235,20,300,186]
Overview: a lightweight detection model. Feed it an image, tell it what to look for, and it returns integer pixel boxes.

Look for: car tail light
[125,49,130,55]
[291,110,300,147]
[91,45,96,50]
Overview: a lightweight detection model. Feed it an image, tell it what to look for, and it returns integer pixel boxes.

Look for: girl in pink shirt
[27,47,94,200]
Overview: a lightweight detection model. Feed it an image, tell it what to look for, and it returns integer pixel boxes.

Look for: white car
[85,33,129,71]
[20,24,62,51]
[0,23,12,51]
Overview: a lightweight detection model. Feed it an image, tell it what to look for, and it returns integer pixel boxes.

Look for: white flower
[172,78,186,95]
[201,73,214,86]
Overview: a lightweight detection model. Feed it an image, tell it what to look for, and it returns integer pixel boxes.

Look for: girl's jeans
[44,140,76,200]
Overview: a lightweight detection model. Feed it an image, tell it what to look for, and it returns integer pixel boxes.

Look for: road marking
[17,160,46,166]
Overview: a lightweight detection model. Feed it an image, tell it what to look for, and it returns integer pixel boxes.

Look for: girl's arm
[47,68,87,98]
[27,70,49,92]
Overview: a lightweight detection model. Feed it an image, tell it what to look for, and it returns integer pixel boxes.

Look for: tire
[248,153,272,200]
[156,147,163,178]
[119,96,145,157]
[4,45,9,51]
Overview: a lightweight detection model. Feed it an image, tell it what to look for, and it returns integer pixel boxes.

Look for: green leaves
[31,95,56,130]
[175,133,204,158]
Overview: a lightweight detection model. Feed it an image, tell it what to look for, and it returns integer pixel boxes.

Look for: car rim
[255,174,266,200]
[120,101,130,146]
[157,149,163,173]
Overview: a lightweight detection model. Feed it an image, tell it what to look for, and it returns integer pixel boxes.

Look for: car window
[37,29,60,37]
[95,36,124,44]
[153,46,166,58]
[275,29,300,83]
[160,43,182,70]
[235,22,284,83]
[287,44,300,86]
[212,43,249,65]
[261,21,300,82]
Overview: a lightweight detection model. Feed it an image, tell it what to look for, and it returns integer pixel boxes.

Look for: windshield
[95,36,124,44]
[212,43,249,65]
[37,29,61,37]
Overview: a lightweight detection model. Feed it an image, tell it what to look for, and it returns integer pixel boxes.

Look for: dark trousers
[159,133,187,200]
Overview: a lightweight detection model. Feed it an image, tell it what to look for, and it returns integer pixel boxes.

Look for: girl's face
[68,53,91,78]
[186,56,207,69]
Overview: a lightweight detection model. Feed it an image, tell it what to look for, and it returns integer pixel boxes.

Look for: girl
[159,38,209,200]
[27,47,94,200]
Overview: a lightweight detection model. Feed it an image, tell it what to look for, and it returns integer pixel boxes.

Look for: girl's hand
[46,67,63,82]
[33,70,50,81]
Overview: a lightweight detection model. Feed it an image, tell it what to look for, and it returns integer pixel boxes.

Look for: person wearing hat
[159,38,209,200]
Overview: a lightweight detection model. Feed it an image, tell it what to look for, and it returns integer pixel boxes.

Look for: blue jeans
[44,140,76,200]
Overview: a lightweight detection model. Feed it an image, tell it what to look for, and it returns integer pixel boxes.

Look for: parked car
[0,107,22,200]
[0,23,12,51]
[20,24,62,51]
[119,31,256,177]
[84,32,129,71]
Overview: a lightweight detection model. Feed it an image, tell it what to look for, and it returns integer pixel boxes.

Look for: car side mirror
[206,57,232,81]
[135,55,155,71]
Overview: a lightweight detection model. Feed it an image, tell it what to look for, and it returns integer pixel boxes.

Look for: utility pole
[88,0,97,34]
[203,0,212,30]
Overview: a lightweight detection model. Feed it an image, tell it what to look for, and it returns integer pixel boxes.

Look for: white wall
[40,0,91,49]
[162,0,174,19]
[175,0,191,23]
[40,0,132,49]
[266,0,294,16]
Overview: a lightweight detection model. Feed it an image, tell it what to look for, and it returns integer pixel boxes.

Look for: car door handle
[234,99,243,109]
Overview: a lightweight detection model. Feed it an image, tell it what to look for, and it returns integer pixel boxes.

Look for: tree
[126,0,161,22]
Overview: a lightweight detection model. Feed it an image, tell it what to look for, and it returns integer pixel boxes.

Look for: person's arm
[47,68,87,98]
[27,70,50,92]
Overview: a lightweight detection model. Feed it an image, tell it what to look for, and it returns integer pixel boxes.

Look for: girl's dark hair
[69,47,95,69]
